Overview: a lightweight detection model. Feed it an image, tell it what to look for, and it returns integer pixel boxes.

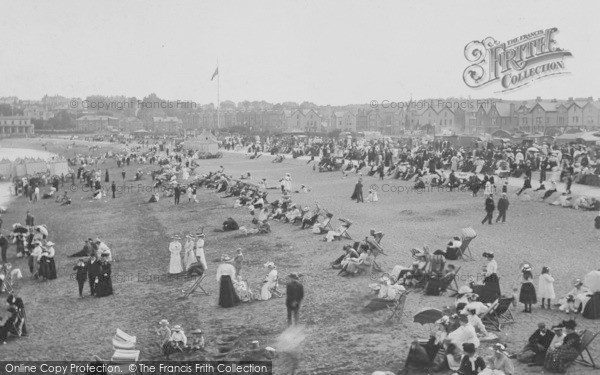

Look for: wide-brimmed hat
[492,343,508,355]
[172,325,182,331]
[171,235,181,240]
[458,286,473,294]
[189,329,203,334]
[95,238,102,243]
[159,319,169,326]
[221,254,233,262]
[463,343,476,354]
[264,261,275,268]
[196,232,205,237]
[435,316,450,325]
[288,273,300,280]
[45,241,54,246]
[101,251,110,257]
[573,278,583,286]
[482,251,494,259]
[521,264,532,272]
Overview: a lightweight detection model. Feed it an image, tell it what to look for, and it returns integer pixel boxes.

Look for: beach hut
[48,160,70,176]
[25,159,48,175]
[13,162,27,177]
[0,159,12,178]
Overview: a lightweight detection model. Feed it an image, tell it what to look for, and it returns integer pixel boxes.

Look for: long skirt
[96,275,113,297]
[519,282,537,304]
[47,258,57,280]
[477,274,501,303]
[218,275,240,308]
[543,346,579,373]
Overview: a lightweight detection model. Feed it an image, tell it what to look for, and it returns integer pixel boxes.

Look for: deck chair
[481,297,515,331]
[431,266,461,296]
[366,237,385,273]
[181,274,209,298]
[111,349,140,362]
[388,292,409,321]
[113,329,137,350]
[458,228,477,261]
[573,330,598,368]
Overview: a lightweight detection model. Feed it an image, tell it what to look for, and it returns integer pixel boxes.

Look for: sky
[1,0,599,105]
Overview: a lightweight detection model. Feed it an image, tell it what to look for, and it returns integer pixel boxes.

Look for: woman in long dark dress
[95,253,113,297]
[216,256,240,308]
[544,320,581,373]
[472,252,501,303]
[350,178,364,202]
[45,242,57,280]
[0,306,24,341]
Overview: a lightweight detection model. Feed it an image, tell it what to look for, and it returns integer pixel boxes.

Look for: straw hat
[172,325,182,332]
[492,343,508,355]
[159,319,169,326]
[45,241,54,246]
[458,285,473,294]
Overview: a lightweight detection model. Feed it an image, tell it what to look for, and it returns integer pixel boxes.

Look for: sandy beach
[0,138,597,374]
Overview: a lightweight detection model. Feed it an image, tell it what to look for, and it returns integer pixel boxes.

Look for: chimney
[588,97,593,102]
[568,97,574,102]
[536,97,542,102]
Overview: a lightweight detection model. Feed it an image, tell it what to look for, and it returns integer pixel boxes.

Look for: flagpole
[217,59,220,129]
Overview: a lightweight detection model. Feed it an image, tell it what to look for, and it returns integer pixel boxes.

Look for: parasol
[527,147,539,153]
[413,308,444,325]
[35,225,48,236]
[12,227,28,234]
[583,270,600,293]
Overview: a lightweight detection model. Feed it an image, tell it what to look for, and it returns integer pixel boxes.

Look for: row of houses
[66,97,600,136]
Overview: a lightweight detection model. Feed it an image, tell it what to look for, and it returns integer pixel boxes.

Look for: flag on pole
[211,67,219,81]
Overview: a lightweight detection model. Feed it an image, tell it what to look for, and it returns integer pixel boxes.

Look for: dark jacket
[286,280,304,306]
[485,197,495,212]
[457,355,486,375]
[74,264,88,282]
[497,197,509,211]
[528,329,555,352]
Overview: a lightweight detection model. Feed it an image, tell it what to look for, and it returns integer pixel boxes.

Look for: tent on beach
[183,130,219,154]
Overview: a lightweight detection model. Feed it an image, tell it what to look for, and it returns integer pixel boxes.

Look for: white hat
[264,261,275,268]
[46,241,55,246]
[458,285,473,294]
[221,254,233,262]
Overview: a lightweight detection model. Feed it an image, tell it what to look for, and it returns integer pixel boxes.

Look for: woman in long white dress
[195,233,207,270]
[260,262,278,300]
[168,236,183,274]
[183,235,196,271]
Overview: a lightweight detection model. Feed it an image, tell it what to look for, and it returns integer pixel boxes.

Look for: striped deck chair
[573,330,598,369]
[112,329,137,350]
[459,227,477,261]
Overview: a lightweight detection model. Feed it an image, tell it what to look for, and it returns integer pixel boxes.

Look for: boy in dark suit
[73,258,88,297]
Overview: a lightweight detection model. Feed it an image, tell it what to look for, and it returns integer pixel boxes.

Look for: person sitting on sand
[466,308,488,337]
[558,278,591,313]
[331,244,359,269]
[341,248,373,276]
[222,217,239,231]
[170,325,187,351]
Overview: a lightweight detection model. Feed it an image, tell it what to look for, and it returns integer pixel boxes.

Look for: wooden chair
[181,274,209,298]
[387,292,409,321]
[481,297,515,331]
[112,329,137,350]
[458,227,477,261]
[573,330,598,369]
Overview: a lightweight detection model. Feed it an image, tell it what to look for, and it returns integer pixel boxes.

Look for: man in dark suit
[87,255,101,296]
[0,233,8,263]
[481,194,495,225]
[174,186,181,205]
[496,193,509,223]
[517,322,555,365]
[286,273,304,326]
